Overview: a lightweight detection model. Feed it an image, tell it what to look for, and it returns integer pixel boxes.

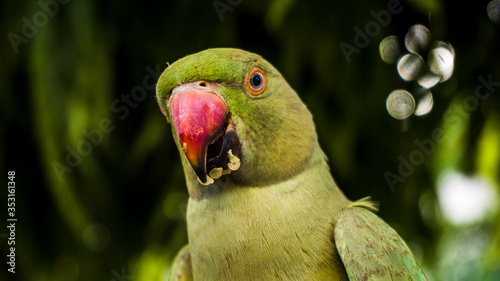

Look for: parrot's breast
[186,158,351,280]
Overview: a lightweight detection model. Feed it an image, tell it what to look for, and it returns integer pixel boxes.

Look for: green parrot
[156,48,427,281]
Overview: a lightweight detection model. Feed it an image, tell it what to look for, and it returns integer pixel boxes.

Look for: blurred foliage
[1,0,499,280]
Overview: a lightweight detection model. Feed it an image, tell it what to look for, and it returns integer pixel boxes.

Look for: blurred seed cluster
[379,24,455,120]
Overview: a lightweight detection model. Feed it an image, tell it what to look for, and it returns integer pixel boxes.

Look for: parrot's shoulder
[334,204,427,281]
[168,245,193,281]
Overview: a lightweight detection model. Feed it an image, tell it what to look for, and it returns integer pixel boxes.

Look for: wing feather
[169,245,193,281]
[334,207,426,281]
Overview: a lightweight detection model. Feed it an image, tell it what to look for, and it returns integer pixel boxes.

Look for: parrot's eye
[246,68,267,96]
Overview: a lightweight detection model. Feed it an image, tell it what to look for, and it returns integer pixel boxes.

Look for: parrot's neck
[184,142,350,203]
[185,143,352,280]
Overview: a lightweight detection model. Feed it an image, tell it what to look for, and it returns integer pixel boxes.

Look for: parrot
[156,48,427,281]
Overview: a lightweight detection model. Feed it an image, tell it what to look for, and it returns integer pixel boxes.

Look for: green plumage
[156,48,426,280]
[335,204,426,280]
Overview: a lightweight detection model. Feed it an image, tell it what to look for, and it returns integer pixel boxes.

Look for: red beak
[169,82,228,184]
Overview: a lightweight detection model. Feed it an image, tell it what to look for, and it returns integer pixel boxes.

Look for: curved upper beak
[169,82,228,184]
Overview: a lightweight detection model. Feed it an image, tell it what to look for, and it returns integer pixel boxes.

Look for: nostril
[199,82,207,87]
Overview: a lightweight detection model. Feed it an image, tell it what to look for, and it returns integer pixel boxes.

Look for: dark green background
[1,0,499,280]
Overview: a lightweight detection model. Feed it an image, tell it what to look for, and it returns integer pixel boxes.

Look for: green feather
[335,207,427,281]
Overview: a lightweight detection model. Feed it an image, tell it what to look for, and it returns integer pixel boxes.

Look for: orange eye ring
[246,68,267,96]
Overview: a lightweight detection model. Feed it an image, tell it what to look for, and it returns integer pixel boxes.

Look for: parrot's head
[156,48,317,190]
